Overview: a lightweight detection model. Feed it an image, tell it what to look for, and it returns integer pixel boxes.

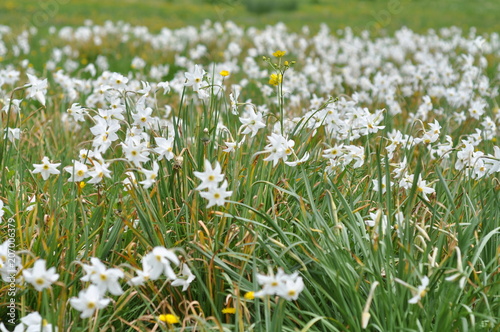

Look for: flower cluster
[194,159,233,208]
[253,268,305,301]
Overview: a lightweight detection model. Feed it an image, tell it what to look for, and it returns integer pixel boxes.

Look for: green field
[2,0,500,33]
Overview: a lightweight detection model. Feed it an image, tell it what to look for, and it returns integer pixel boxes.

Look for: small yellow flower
[269,73,282,86]
[273,50,286,58]
[222,307,236,314]
[244,291,255,300]
[159,314,179,324]
[79,181,86,189]
[220,70,230,77]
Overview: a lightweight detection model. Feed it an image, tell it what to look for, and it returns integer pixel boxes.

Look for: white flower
[81,257,124,296]
[0,240,22,282]
[121,141,150,167]
[276,276,304,301]
[143,246,180,280]
[139,161,159,189]
[4,127,21,142]
[1,311,57,332]
[23,259,59,292]
[372,175,392,194]
[171,264,196,291]
[408,276,429,304]
[199,180,233,208]
[25,74,48,106]
[87,162,112,184]
[154,137,175,161]
[64,161,89,182]
[239,108,266,137]
[194,159,224,191]
[32,156,61,180]
[128,260,154,287]
[70,285,110,319]
[416,176,434,201]
[184,64,206,92]
[254,268,305,301]
[262,133,295,167]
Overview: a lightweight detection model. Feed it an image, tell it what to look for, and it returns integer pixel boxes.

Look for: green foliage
[243,0,299,14]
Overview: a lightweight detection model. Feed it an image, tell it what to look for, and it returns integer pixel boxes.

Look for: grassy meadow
[0,1,499,332]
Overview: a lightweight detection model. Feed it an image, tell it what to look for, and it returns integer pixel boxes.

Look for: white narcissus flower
[154,136,175,161]
[254,268,305,301]
[139,161,159,189]
[184,64,206,92]
[239,108,266,137]
[22,259,59,292]
[171,264,196,291]
[276,276,305,301]
[25,73,48,106]
[87,162,112,184]
[416,176,435,201]
[70,285,110,318]
[32,156,61,180]
[4,127,21,142]
[81,257,124,296]
[408,276,429,304]
[143,246,180,281]
[128,260,154,287]
[0,311,58,332]
[194,159,224,191]
[64,160,89,182]
[199,180,233,208]
[262,133,295,167]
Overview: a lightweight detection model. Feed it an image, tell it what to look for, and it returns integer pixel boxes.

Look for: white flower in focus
[64,161,89,182]
[87,162,112,184]
[239,108,266,137]
[199,180,233,208]
[32,157,60,180]
[194,159,224,191]
[154,137,175,161]
[184,64,206,92]
[25,73,48,106]
[262,133,295,167]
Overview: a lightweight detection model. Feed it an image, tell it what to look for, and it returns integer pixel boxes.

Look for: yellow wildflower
[222,307,236,314]
[244,291,255,300]
[159,314,179,324]
[269,73,282,86]
[220,70,230,77]
[273,50,286,58]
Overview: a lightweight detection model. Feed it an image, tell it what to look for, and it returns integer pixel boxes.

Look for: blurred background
[1,0,499,34]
